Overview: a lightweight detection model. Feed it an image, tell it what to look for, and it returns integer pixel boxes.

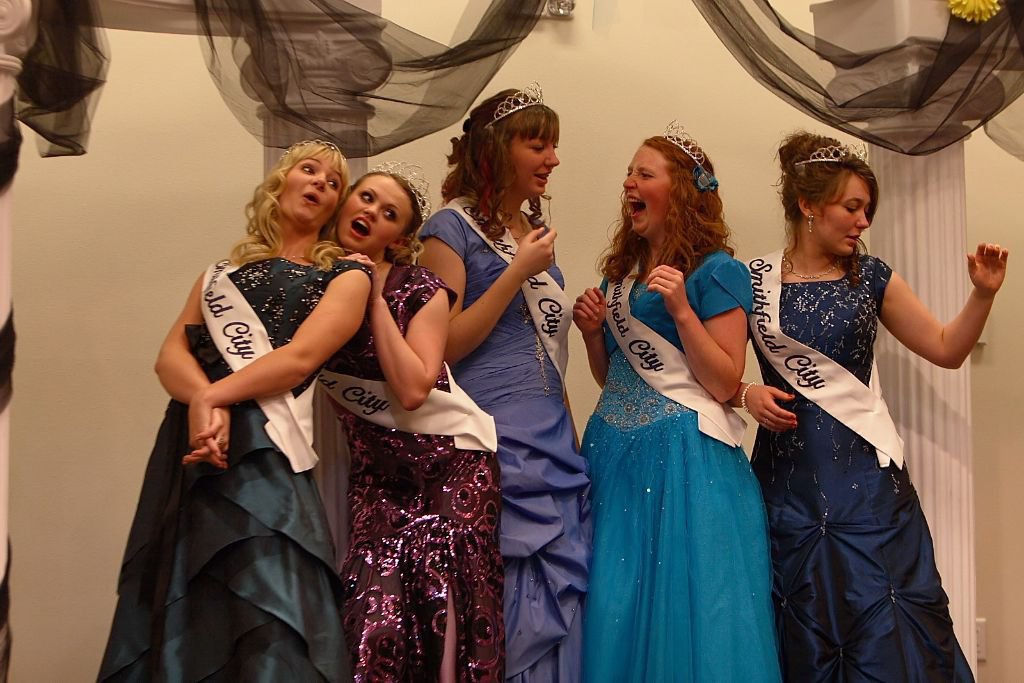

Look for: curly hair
[347,171,425,266]
[230,140,349,271]
[777,131,879,287]
[441,89,559,239]
[600,136,733,282]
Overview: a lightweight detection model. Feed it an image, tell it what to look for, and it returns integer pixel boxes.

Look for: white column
[869,142,977,671]
[0,0,35,592]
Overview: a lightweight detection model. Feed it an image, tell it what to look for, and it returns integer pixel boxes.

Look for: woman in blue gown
[573,127,779,682]
[99,140,371,682]
[419,84,591,682]
[739,131,1009,681]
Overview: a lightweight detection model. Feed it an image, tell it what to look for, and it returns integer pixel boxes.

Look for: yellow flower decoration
[949,0,1002,23]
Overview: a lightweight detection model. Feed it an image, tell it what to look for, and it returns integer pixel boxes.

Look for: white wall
[8,2,1022,680]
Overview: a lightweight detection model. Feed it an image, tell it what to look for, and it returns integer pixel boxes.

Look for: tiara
[371,161,432,222]
[283,138,343,157]
[794,143,867,166]
[663,121,719,193]
[488,82,545,126]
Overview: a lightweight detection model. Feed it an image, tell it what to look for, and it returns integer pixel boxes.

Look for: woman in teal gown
[573,128,779,682]
[99,140,371,682]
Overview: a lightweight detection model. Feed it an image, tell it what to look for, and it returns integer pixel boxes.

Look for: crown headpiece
[663,121,719,193]
[371,161,432,222]
[283,138,343,158]
[488,82,545,126]
[794,143,867,166]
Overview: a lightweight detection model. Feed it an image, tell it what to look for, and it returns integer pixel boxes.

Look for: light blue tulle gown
[421,208,592,682]
[581,251,779,682]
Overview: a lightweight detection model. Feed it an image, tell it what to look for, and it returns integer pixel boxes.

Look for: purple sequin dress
[324,264,505,682]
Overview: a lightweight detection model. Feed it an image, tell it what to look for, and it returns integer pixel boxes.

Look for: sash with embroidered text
[318,364,497,453]
[605,277,747,448]
[201,260,319,472]
[747,251,904,468]
[446,198,570,383]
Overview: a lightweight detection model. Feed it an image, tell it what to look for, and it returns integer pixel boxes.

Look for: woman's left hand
[646,265,694,321]
[967,242,1009,298]
[185,392,229,469]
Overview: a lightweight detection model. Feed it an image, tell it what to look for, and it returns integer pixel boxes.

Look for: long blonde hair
[230,140,349,271]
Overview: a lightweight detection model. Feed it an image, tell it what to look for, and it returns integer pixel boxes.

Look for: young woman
[573,125,780,682]
[321,164,504,682]
[418,84,591,682]
[739,131,1007,681]
[99,140,371,682]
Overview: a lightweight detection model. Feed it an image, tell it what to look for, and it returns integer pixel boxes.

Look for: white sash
[606,277,747,448]
[201,260,319,473]
[446,198,570,383]
[317,365,497,453]
[747,251,904,468]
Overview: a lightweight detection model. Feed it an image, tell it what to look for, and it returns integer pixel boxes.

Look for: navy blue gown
[750,255,973,682]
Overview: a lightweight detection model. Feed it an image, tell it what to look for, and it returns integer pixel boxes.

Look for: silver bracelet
[740,382,756,413]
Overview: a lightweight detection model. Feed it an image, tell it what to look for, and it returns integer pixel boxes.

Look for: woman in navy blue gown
[419,84,590,682]
[739,131,1009,681]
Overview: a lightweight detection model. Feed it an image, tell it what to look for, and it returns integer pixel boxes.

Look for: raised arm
[880,243,1009,369]
[369,271,450,410]
[648,265,746,402]
[198,268,370,407]
[573,286,610,387]
[419,227,556,363]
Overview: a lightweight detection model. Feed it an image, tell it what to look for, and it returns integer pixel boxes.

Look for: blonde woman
[99,140,370,682]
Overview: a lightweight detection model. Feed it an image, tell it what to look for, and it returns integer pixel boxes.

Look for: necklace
[783,254,838,280]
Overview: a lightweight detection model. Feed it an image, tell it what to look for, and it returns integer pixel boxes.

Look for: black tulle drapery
[691,0,1024,156]
[15,0,108,157]
[15,0,545,158]
[194,0,545,156]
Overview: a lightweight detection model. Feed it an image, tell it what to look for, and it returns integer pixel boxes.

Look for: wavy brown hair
[441,88,559,239]
[778,131,879,287]
[347,172,425,266]
[230,140,348,271]
[601,136,733,281]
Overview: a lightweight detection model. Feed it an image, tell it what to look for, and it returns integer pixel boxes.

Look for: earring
[806,214,814,233]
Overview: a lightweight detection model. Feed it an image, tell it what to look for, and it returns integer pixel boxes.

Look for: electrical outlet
[977,617,988,662]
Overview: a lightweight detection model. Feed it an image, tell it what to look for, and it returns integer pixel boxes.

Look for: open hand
[967,242,1009,298]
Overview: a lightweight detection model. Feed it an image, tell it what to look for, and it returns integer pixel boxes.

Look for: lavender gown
[421,207,592,682]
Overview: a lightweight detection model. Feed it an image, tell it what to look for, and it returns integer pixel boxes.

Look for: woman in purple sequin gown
[325,169,505,681]
[420,86,591,683]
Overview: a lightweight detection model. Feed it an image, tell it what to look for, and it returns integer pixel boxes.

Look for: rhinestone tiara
[371,161,432,222]
[794,143,867,166]
[488,82,545,126]
[283,138,343,157]
[662,121,719,192]
[663,121,707,167]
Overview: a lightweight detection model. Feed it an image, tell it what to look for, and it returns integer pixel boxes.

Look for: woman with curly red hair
[574,126,779,682]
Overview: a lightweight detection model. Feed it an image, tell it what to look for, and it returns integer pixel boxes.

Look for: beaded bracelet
[740,382,756,413]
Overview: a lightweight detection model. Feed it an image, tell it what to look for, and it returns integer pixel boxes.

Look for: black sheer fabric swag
[15,0,544,158]
[692,0,1024,156]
